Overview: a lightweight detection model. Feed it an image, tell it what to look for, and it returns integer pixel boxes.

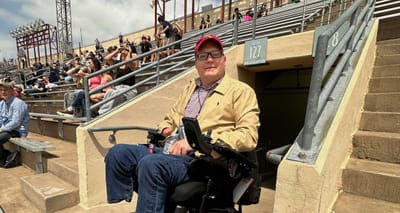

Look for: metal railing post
[301,0,308,32]
[83,75,91,121]
[288,0,374,163]
[233,10,239,45]
[252,0,258,39]
[300,35,329,154]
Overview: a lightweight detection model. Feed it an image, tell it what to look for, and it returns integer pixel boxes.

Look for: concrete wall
[75,30,315,208]
[273,20,379,212]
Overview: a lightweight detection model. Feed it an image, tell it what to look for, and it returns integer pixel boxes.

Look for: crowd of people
[239,2,269,22]
[0,15,187,118]
[198,2,269,29]
[2,0,269,119]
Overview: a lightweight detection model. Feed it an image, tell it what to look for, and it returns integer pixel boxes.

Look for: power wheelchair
[146,117,262,213]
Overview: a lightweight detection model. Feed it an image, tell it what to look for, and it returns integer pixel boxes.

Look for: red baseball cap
[194,35,223,54]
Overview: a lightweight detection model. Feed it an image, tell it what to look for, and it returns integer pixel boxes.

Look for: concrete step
[0,166,41,213]
[342,158,400,203]
[352,130,400,163]
[48,156,79,187]
[360,111,400,133]
[376,43,400,56]
[368,76,400,93]
[20,173,79,213]
[364,92,400,112]
[375,54,400,66]
[373,64,400,77]
[333,192,400,213]
[377,37,400,45]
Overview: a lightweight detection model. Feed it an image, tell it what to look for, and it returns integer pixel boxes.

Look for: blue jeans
[0,130,20,159]
[105,144,193,213]
[72,90,86,116]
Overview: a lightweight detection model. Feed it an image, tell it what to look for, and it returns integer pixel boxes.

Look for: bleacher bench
[9,138,55,174]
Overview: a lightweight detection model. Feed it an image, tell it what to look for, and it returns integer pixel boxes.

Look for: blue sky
[0,0,222,61]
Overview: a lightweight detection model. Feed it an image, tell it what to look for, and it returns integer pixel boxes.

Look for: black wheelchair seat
[164,117,262,213]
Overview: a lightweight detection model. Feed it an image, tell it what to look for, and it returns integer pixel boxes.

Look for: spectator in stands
[232,7,243,23]
[65,57,83,84]
[95,51,104,64]
[154,33,169,59]
[147,35,157,62]
[173,23,183,51]
[32,59,43,72]
[104,44,138,86]
[23,76,47,96]
[21,58,26,69]
[158,15,175,56]
[10,81,24,98]
[119,33,124,46]
[248,3,255,17]
[216,18,222,24]
[155,25,166,48]
[258,3,268,18]
[57,57,112,117]
[139,35,152,64]
[84,50,90,61]
[48,62,60,83]
[0,81,29,168]
[199,17,207,30]
[104,35,260,212]
[95,38,101,51]
[244,3,255,22]
[206,14,211,28]
[75,66,91,89]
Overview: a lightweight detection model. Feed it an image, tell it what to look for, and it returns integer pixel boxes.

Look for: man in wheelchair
[105,35,260,213]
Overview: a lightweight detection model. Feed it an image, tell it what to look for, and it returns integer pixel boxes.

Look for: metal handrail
[287,0,375,163]
[88,125,157,133]
[82,19,238,121]
[87,125,158,144]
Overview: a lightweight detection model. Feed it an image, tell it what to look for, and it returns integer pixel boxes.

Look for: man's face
[0,86,13,100]
[194,41,226,84]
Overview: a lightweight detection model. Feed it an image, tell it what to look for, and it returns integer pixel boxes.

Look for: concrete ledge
[373,64,400,77]
[360,111,400,133]
[353,131,400,163]
[333,192,400,212]
[48,157,79,187]
[343,158,400,203]
[20,173,79,213]
[369,77,400,93]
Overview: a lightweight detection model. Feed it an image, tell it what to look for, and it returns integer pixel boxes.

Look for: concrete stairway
[332,38,400,212]
[18,133,80,213]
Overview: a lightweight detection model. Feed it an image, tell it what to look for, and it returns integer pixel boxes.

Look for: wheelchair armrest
[213,144,257,169]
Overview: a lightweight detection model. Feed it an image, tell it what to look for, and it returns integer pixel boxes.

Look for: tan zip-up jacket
[158,75,260,152]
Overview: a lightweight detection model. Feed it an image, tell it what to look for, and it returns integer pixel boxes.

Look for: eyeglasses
[196,50,223,61]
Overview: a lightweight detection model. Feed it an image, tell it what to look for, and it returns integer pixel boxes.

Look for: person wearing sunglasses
[105,35,260,212]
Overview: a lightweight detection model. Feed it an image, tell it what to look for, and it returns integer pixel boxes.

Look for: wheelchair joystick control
[163,125,185,154]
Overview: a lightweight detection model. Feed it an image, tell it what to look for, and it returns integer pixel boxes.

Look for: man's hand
[161,127,173,137]
[169,139,193,156]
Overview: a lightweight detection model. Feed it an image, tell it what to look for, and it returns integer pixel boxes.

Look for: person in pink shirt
[57,57,112,117]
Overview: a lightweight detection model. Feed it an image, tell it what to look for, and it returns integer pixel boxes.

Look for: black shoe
[0,150,11,166]
[2,151,20,168]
